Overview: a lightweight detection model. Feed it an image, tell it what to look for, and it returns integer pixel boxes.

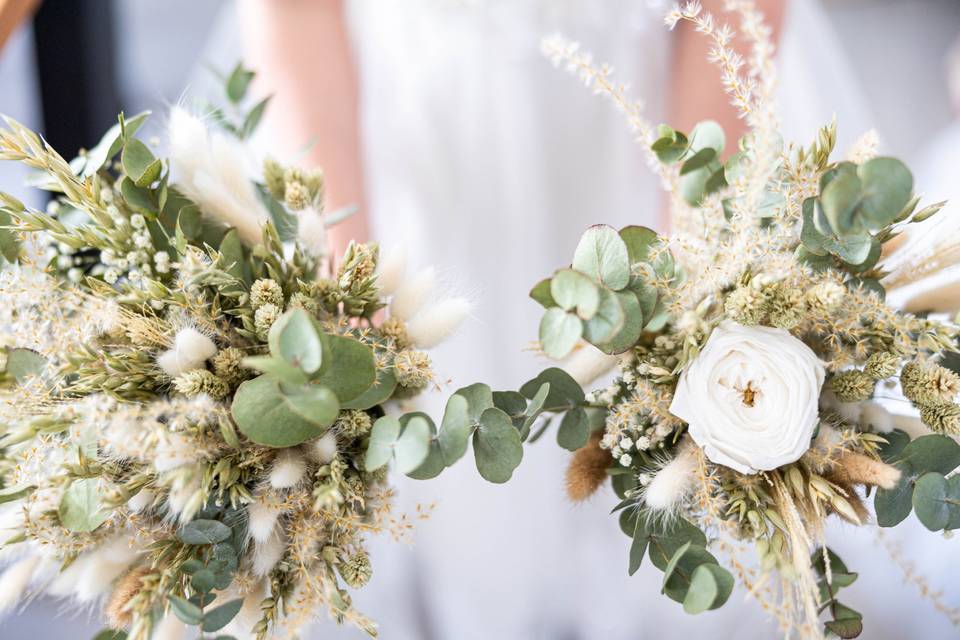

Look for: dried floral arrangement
[511,2,960,638]
[0,64,514,640]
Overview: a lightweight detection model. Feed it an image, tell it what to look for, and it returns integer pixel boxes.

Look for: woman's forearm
[239,0,368,255]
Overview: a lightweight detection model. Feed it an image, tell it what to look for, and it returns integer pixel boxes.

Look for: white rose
[669,321,825,474]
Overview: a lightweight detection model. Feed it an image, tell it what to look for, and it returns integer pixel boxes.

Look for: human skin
[240,0,787,250]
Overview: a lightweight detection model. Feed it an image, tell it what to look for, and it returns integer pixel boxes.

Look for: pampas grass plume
[247,500,281,544]
[644,441,697,513]
[306,432,338,465]
[376,245,407,296]
[106,566,151,629]
[0,555,40,613]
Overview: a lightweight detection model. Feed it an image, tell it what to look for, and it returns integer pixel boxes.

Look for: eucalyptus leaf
[911,472,956,531]
[121,138,162,188]
[582,286,625,346]
[551,269,600,319]
[897,435,960,475]
[5,348,46,382]
[395,416,432,474]
[311,334,377,402]
[595,290,643,354]
[858,157,913,228]
[203,599,244,632]
[874,463,914,527]
[571,225,631,291]
[684,562,733,613]
[473,408,523,483]
[519,367,584,410]
[820,172,862,235]
[268,309,323,374]
[231,375,337,447]
[178,519,232,545]
[454,383,495,423]
[556,407,589,451]
[365,416,401,471]
[82,111,149,177]
[341,367,397,410]
[530,278,557,308]
[58,478,108,533]
[539,308,583,359]
[168,595,203,626]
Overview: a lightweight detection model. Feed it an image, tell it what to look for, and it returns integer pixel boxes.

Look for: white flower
[669,321,825,474]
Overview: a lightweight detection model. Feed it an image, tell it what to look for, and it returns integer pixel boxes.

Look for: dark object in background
[32,0,119,155]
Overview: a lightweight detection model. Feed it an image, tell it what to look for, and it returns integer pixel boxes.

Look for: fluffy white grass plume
[74,537,139,602]
[157,327,217,377]
[247,500,281,544]
[306,432,338,465]
[127,489,155,513]
[644,439,698,514]
[562,348,619,386]
[0,555,40,613]
[405,297,472,349]
[167,107,269,246]
[252,532,285,577]
[389,267,435,321]
[860,401,893,433]
[819,389,862,425]
[269,449,307,489]
[376,245,407,296]
[297,206,328,257]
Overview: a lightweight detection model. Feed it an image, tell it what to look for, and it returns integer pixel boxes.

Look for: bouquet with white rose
[482,2,960,637]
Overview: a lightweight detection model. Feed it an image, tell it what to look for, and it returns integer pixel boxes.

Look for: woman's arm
[239,0,367,257]
[669,0,786,146]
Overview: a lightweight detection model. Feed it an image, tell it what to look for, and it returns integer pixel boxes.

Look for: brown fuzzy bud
[565,432,611,502]
[829,452,901,490]
[106,566,152,629]
[919,402,960,436]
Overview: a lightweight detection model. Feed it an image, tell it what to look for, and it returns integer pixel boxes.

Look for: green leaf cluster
[532,224,673,359]
[618,508,733,613]
[231,309,378,447]
[812,547,862,638]
[874,431,960,530]
[652,121,728,206]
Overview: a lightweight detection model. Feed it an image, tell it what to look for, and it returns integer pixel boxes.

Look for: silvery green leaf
[820,171,862,235]
[437,394,473,465]
[82,111,150,177]
[539,308,582,359]
[5,348,46,382]
[912,472,951,531]
[178,519,232,545]
[365,416,401,471]
[341,367,397,411]
[529,278,557,308]
[473,408,523,483]
[858,157,913,229]
[684,563,734,613]
[454,383,495,423]
[581,286,625,346]
[519,367,584,410]
[571,225,631,291]
[59,478,108,533]
[268,309,324,374]
[395,415,432,474]
[595,290,643,354]
[823,232,872,265]
[231,376,337,447]
[556,407,589,451]
[121,138,162,188]
[550,269,600,319]
[311,334,376,402]
[688,120,725,155]
[618,225,658,266]
[168,596,203,626]
[202,599,244,632]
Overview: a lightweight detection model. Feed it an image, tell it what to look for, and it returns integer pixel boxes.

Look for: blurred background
[0,0,958,638]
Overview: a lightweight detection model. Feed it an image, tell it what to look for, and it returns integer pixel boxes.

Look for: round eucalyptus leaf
[519,367,584,410]
[684,563,734,613]
[395,415,432,474]
[178,519,232,545]
[551,269,600,319]
[858,157,913,229]
[643,295,670,332]
[680,147,716,175]
[689,120,725,155]
[341,367,398,410]
[844,237,881,272]
[595,290,643,354]
[438,393,473,465]
[59,478,108,533]
[660,545,718,604]
[820,171,862,235]
[280,383,340,426]
[311,334,376,402]
[5,348,46,383]
[912,472,951,531]
[539,308,583,359]
[231,375,337,447]
[121,137,162,187]
[365,415,401,471]
[268,309,324,374]
[454,383,495,423]
[874,463,914,527]
[202,598,244,633]
[473,408,524,483]
[582,286,625,346]
[557,407,589,451]
[800,198,828,255]
[619,226,659,266]
[405,412,446,480]
[823,232,872,265]
[571,225,631,291]
[679,166,710,206]
[897,434,960,475]
[529,278,557,308]
[660,541,692,590]
[241,355,308,386]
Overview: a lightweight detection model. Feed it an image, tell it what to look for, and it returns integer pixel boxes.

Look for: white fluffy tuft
[405,297,472,348]
[562,348,619,386]
[306,432,338,465]
[246,500,281,544]
[390,267,435,321]
[75,538,139,602]
[860,401,893,433]
[157,328,217,377]
[168,107,270,246]
[297,207,328,257]
[376,245,407,296]
[269,449,307,489]
[252,531,285,577]
[644,442,698,512]
[0,556,40,613]
[127,489,155,513]
[819,389,862,424]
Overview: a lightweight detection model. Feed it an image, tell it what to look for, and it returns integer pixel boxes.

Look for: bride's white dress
[242,1,958,638]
